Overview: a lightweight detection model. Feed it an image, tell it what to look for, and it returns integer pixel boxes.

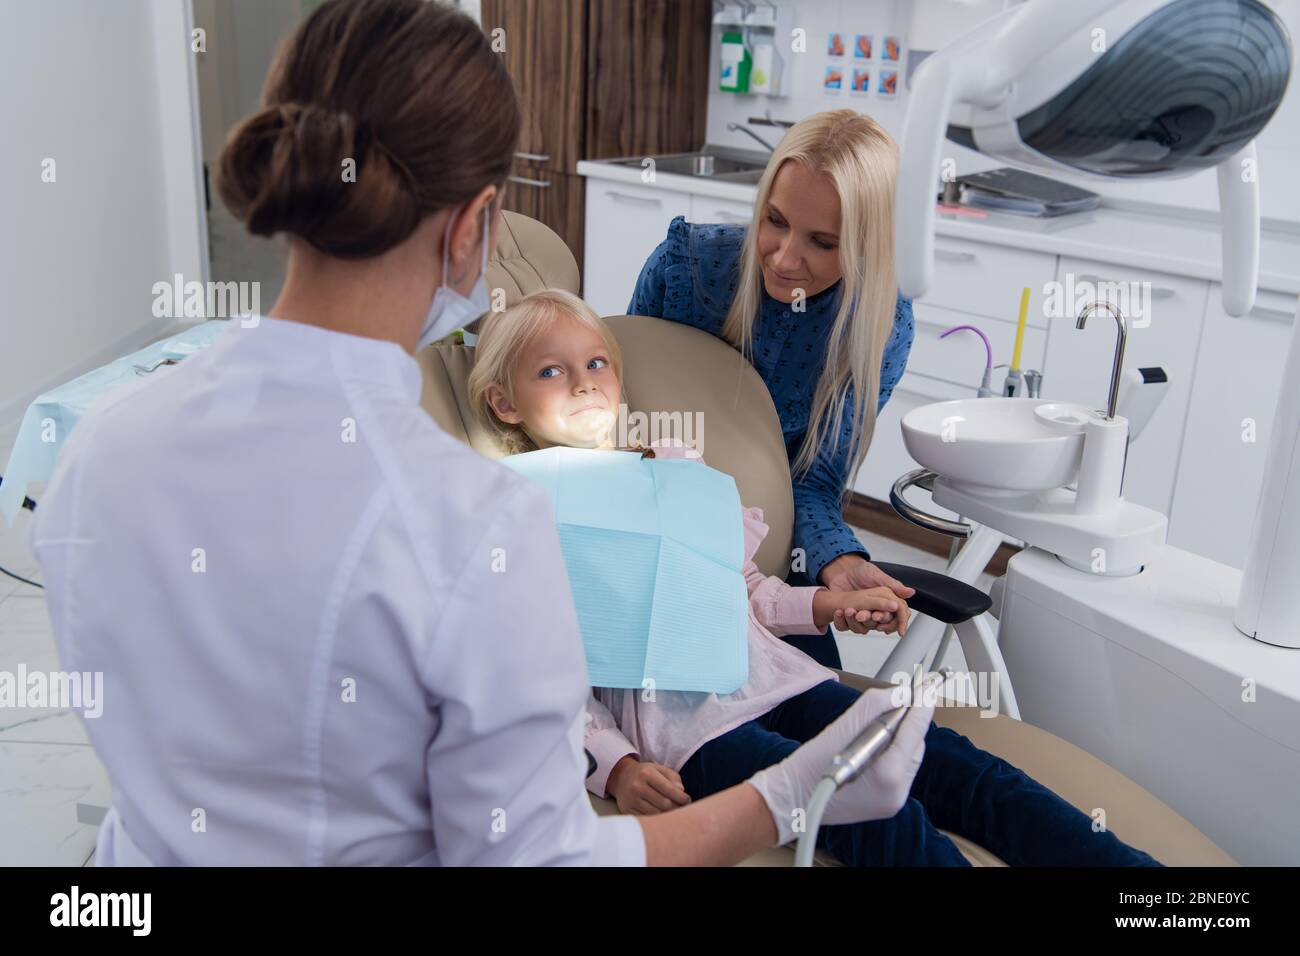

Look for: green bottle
[719,31,751,92]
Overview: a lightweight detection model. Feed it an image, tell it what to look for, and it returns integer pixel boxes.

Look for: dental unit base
[997,545,1300,867]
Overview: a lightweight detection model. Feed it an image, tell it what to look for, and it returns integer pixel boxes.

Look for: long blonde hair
[722,109,899,480]
[467,289,624,455]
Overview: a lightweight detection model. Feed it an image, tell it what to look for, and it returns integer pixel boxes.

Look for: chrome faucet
[727,122,776,152]
[1075,301,1127,420]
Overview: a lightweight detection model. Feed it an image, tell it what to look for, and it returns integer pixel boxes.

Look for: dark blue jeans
[678,679,1162,866]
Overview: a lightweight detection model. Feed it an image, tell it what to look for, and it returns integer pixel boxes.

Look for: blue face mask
[418,204,491,351]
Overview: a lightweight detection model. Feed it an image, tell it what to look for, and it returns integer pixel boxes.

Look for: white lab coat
[29,316,644,866]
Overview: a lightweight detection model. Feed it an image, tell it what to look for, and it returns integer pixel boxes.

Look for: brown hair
[217,0,520,259]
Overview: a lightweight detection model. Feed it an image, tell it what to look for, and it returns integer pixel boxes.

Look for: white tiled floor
[0,506,106,866]
[0,504,993,865]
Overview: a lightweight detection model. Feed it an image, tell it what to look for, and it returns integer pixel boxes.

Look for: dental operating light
[895,0,1293,316]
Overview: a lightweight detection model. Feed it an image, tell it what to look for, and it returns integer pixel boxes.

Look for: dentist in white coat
[30,0,931,866]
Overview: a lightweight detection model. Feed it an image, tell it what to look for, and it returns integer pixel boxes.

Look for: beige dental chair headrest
[416,210,796,579]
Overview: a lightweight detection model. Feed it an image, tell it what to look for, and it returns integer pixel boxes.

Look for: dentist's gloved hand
[747,682,935,846]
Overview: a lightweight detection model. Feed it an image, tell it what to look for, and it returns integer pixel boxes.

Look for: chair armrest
[872,561,992,624]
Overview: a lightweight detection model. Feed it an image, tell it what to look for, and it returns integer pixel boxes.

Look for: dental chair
[416,210,1235,867]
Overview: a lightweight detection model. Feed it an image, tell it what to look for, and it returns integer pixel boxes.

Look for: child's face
[487,312,622,449]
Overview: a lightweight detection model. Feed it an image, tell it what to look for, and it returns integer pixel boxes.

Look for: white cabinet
[1039,255,1209,516]
[689,194,754,227]
[1169,287,1299,568]
[583,180,691,317]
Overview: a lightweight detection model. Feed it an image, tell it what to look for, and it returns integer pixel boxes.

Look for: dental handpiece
[825,699,911,787]
[825,671,939,787]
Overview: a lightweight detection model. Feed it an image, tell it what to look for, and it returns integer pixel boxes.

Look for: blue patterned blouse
[627,216,914,583]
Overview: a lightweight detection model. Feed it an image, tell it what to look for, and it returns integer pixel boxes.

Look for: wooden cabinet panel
[584,0,712,160]
[537,171,585,278]
[481,0,587,172]
[505,166,585,282]
[503,158,543,222]
[484,0,716,297]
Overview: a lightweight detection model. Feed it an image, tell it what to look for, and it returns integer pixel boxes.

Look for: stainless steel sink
[604,149,768,182]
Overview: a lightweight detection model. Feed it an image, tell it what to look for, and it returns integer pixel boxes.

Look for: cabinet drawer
[909,302,1048,392]
[917,237,1056,327]
[689,194,754,226]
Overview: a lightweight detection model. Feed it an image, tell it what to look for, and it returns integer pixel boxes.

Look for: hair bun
[217,100,420,259]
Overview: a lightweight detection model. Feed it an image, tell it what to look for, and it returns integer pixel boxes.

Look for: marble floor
[0,506,107,866]
[0,503,988,866]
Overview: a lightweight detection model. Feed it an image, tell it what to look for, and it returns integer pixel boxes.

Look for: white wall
[706,0,1300,223]
[0,0,207,453]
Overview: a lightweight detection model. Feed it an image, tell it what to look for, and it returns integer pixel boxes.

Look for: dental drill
[794,670,934,867]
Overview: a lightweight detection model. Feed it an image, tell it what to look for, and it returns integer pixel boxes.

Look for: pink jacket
[583,440,837,797]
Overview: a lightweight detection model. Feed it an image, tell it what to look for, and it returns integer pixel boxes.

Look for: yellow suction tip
[1011,287,1030,371]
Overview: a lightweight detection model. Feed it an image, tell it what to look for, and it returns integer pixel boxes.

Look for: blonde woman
[629,109,914,669]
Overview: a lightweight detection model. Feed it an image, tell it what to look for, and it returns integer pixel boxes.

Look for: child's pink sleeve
[742,506,823,637]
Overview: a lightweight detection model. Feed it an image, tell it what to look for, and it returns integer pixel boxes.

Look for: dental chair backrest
[416,210,796,579]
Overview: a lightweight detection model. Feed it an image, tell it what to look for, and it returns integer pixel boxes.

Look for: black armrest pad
[872,561,992,625]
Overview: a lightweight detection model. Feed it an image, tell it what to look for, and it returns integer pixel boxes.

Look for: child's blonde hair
[468,289,624,455]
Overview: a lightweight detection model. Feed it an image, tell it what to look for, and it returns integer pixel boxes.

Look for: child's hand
[814,586,911,635]
[606,755,691,815]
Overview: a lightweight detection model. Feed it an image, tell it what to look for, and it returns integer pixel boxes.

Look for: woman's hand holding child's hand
[607,755,692,815]
[813,586,911,636]
[817,556,915,635]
